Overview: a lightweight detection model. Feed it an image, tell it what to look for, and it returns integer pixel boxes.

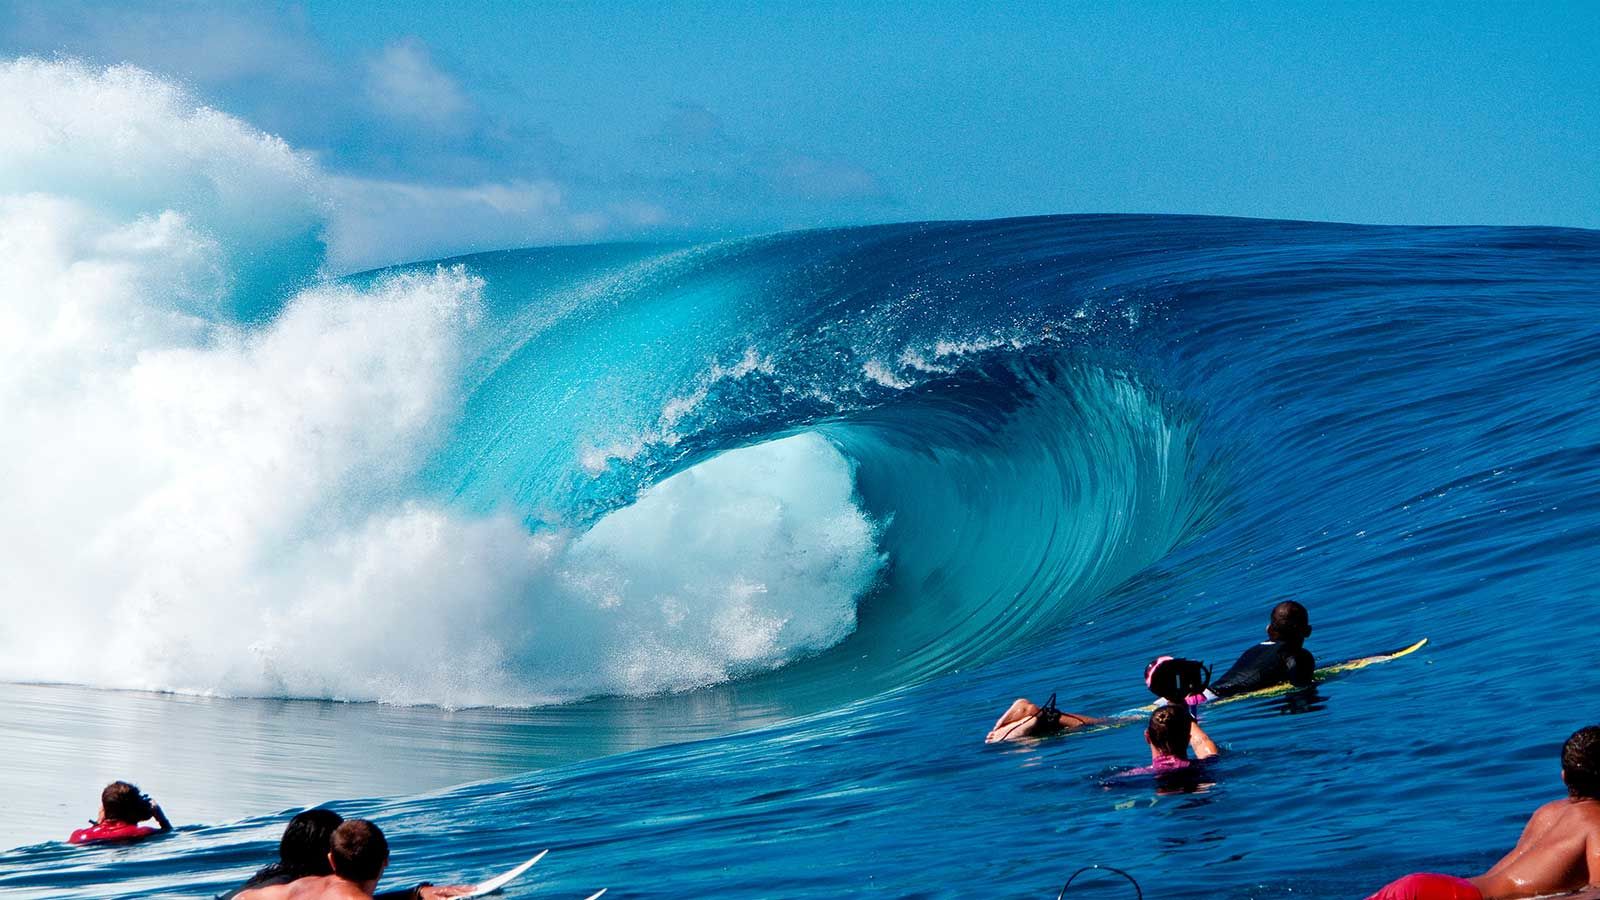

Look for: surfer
[227,811,471,900]
[1364,725,1600,900]
[985,693,1105,742]
[1138,704,1218,771]
[1195,601,1316,702]
[68,781,172,845]
[1098,705,1220,793]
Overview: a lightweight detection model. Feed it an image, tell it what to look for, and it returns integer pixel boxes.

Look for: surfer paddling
[1202,601,1316,701]
[68,781,173,845]
[231,816,471,900]
[1364,725,1600,900]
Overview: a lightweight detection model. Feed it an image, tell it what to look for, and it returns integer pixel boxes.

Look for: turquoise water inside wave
[5,214,1600,899]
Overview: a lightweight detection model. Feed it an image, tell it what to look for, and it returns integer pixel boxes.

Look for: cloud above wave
[365,38,471,132]
[0,7,901,270]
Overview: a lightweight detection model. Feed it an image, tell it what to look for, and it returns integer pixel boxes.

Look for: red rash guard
[68,821,158,845]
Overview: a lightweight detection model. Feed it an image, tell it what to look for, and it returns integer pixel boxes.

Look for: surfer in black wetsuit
[1205,600,1315,699]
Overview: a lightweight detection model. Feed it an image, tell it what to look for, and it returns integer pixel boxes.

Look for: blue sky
[4,1,1597,269]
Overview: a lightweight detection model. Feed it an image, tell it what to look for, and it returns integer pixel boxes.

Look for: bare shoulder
[1541,797,1600,828]
[1573,798,1600,826]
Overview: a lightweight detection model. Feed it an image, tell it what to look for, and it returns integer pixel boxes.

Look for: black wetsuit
[1210,641,1314,698]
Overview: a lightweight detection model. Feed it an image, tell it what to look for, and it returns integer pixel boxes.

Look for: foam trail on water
[0,59,884,706]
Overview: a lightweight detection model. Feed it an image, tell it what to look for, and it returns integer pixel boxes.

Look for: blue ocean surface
[3,213,1599,900]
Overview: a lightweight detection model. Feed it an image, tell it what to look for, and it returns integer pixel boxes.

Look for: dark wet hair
[330,819,389,883]
[238,808,345,890]
[1563,726,1600,799]
[279,808,344,874]
[1268,601,1312,645]
[101,781,153,824]
[1146,705,1193,758]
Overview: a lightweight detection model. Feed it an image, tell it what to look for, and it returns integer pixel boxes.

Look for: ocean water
[3,59,1600,899]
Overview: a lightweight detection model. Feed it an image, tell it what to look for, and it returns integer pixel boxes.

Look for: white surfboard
[460,849,548,898]
[582,892,608,900]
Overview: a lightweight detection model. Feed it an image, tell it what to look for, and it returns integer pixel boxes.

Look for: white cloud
[364,38,470,131]
[324,176,669,272]
[2,3,332,86]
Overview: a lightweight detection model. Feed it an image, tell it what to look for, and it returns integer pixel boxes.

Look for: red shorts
[1365,873,1481,900]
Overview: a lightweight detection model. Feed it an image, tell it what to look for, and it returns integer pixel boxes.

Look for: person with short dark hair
[227,811,469,900]
[1364,725,1600,900]
[68,781,172,845]
[1135,704,1219,772]
[1206,601,1316,699]
[331,819,389,886]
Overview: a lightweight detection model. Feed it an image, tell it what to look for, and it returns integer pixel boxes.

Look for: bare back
[238,876,374,900]
[1471,797,1600,899]
[234,881,293,900]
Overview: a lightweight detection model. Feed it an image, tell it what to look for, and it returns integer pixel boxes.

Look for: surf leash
[1056,864,1142,900]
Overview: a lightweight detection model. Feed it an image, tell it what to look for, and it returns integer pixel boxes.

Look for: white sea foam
[580,347,777,475]
[0,59,882,706]
[862,359,914,389]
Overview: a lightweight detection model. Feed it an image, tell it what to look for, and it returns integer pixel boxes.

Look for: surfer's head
[1268,601,1312,646]
[1562,726,1600,800]
[279,808,344,876]
[1145,656,1211,703]
[100,781,153,824]
[329,819,389,886]
[1145,705,1193,759]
